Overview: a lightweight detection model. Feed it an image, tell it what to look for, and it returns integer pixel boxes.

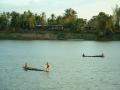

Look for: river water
[0,40,120,90]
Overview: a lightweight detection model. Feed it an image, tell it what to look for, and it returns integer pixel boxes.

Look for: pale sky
[0,0,120,19]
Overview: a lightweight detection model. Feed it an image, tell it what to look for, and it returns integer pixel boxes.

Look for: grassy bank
[0,31,120,41]
[0,32,96,40]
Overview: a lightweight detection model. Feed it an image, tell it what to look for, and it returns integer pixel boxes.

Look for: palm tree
[64,8,77,18]
[56,15,63,24]
[47,14,56,25]
[63,8,78,31]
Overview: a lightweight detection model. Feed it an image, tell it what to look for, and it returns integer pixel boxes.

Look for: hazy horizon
[0,0,120,19]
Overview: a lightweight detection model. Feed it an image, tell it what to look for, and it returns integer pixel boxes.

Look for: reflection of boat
[23,66,44,71]
[82,53,104,57]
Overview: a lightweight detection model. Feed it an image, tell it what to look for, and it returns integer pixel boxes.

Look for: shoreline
[0,32,120,41]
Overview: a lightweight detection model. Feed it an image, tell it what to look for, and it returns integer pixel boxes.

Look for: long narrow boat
[23,66,44,71]
[82,54,104,57]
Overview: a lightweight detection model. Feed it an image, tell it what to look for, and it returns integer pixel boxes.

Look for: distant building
[84,22,96,32]
[35,24,64,31]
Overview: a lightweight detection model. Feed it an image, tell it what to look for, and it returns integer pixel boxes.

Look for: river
[0,40,120,90]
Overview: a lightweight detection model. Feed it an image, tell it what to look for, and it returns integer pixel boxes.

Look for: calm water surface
[0,40,120,90]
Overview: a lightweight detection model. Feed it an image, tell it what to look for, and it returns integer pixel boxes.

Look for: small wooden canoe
[82,54,104,57]
[23,66,44,71]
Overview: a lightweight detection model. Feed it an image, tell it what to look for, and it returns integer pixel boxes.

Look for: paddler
[44,62,50,72]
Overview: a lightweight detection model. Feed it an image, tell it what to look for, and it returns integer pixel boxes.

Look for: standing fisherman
[44,62,50,72]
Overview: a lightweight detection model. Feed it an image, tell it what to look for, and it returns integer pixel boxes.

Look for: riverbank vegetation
[0,5,120,40]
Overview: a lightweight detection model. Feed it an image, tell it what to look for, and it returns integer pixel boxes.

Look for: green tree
[95,12,113,35]
[63,8,77,31]
[0,12,11,31]
[75,18,86,31]
[48,14,56,25]
[56,15,63,25]
[87,12,114,38]
[105,15,114,33]
[27,10,35,30]
[96,12,108,31]
[113,5,120,31]
[41,12,46,25]
[10,11,21,32]
[19,10,35,31]
[40,12,46,30]
[35,14,41,25]
[87,16,97,31]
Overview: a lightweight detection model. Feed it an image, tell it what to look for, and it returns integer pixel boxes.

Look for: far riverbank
[0,32,120,41]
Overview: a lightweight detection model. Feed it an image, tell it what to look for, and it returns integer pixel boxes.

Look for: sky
[0,0,120,19]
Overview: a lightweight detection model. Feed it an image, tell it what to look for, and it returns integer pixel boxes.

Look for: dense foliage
[0,5,120,39]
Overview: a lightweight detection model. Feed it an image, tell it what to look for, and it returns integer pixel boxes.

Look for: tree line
[0,5,120,37]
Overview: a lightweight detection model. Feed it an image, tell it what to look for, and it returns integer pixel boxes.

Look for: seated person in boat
[24,63,27,68]
[102,53,104,57]
[82,53,85,57]
[23,63,28,69]
[44,62,50,72]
